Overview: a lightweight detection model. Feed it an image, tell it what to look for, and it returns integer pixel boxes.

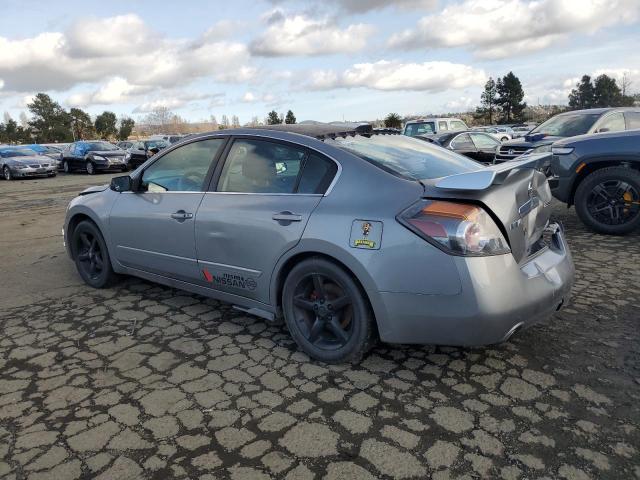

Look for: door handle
[272,211,302,223]
[170,210,193,222]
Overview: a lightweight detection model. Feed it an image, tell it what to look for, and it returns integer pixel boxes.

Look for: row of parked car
[0,134,190,179]
[403,107,640,235]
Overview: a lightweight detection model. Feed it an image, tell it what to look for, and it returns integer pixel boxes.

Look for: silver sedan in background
[1,148,57,180]
[63,124,574,363]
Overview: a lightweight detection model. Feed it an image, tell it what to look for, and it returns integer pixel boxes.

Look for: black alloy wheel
[71,221,118,288]
[575,167,640,235]
[282,258,374,363]
[3,166,12,180]
[86,160,95,175]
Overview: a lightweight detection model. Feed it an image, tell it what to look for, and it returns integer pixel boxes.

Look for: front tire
[63,160,71,173]
[86,160,95,175]
[282,258,375,363]
[575,166,640,235]
[71,220,119,288]
[3,166,13,180]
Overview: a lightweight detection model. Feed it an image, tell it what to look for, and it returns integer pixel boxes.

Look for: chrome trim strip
[116,245,197,263]
[203,192,322,197]
[197,259,262,276]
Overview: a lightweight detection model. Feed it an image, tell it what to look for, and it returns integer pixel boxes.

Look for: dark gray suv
[550,129,640,234]
[496,107,640,162]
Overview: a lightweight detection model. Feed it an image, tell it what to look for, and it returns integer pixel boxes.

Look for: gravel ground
[0,173,639,479]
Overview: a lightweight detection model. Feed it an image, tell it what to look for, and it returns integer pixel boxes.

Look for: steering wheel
[176,171,202,191]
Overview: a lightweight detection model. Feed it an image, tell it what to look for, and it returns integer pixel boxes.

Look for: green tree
[27,93,72,142]
[476,77,498,124]
[267,110,281,125]
[94,111,118,139]
[384,112,402,129]
[496,72,526,123]
[593,74,622,107]
[284,110,297,124]
[118,117,135,140]
[568,75,595,110]
[69,108,94,140]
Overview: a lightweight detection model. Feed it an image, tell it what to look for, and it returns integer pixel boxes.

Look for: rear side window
[326,135,479,180]
[404,123,435,136]
[625,112,640,129]
[438,121,448,131]
[297,153,338,194]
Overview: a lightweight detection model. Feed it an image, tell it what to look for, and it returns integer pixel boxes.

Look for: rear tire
[63,161,71,173]
[86,161,95,175]
[575,166,640,235]
[71,220,119,288]
[282,258,375,363]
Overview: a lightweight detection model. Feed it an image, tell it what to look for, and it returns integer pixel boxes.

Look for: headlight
[399,200,511,256]
[533,144,552,153]
[551,147,574,155]
[124,153,131,161]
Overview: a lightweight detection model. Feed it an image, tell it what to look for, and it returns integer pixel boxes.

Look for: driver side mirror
[110,175,132,192]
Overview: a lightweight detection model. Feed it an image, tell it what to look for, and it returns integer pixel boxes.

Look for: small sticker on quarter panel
[349,220,382,250]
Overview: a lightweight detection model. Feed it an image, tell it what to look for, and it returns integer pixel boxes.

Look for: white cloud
[444,96,475,111]
[133,92,224,113]
[67,77,151,107]
[389,0,640,58]
[308,60,486,92]
[250,11,375,56]
[268,0,437,12]
[0,14,254,100]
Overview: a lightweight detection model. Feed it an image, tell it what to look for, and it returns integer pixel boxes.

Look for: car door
[109,138,227,283]
[195,137,338,304]
[470,132,501,164]
[449,133,479,160]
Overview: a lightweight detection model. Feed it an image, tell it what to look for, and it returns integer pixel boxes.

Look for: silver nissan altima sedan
[63,124,574,363]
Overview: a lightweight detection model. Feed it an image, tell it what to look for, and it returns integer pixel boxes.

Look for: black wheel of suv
[71,220,119,288]
[282,258,375,363]
[3,166,12,180]
[575,166,640,235]
[86,160,95,175]
[63,160,71,173]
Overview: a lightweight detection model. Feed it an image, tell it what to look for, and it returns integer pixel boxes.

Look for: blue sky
[0,0,638,124]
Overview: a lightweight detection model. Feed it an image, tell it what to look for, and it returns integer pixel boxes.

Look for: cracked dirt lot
[0,173,639,480]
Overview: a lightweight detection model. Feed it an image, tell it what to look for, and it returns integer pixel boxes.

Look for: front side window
[451,133,475,149]
[531,113,600,137]
[470,133,500,149]
[597,113,625,132]
[218,139,307,194]
[141,139,225,192]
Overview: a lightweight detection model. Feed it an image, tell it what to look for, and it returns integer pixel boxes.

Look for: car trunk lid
[422,153,552,263]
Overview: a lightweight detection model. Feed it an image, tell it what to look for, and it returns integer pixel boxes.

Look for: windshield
[326,135,480,180]
[144,140,169,149]
[530,113,600,137]
[85,142,118,151]
[404,122,436,137]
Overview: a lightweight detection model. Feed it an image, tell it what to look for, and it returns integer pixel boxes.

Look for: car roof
[180,124,379,141]
[405,118,461,124]
[557,107,640,116]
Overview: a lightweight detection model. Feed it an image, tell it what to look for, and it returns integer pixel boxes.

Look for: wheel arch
[567,156,640,206]
[66,208,108,260]
[271,245,383,338]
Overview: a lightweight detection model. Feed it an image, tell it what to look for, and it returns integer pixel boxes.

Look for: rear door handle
[171,210,193,222]
[272,211,302,223]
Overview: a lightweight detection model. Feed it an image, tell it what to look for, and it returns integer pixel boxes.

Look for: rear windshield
[530,113,600,137]
[325,135,480,180]
[404,122,436,136]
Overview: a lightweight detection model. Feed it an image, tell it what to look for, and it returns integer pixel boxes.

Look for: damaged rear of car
[322,134,574,347]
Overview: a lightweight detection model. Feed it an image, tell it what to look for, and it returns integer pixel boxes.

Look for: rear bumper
[376,223,574,346]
